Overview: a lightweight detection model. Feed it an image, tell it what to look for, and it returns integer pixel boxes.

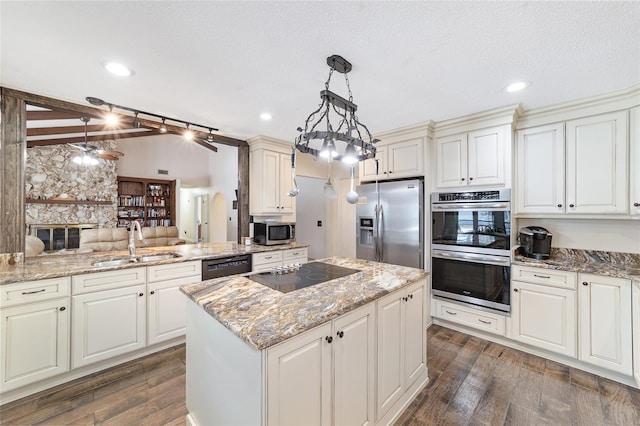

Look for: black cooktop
[248,261,361,293]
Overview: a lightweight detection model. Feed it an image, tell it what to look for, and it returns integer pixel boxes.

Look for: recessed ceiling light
[260,113,272,121]
[102,61,134,77]
[504,81,530,93]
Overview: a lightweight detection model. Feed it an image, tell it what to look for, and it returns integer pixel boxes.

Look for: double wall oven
[431,189,511,314]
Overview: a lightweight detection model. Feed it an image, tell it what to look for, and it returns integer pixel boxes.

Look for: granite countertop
[512,247,640,280]
[180,257,429,351]
[0,242,309,285]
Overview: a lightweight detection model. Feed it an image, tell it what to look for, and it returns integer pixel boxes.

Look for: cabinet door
[147,275,199,345]
[633,280,640,384]
[387,139,423,179]
[403,281,426,389]
[1,298,69,391]
[72,284,146,368]
[266,323,332,426]
[376,292,403,421]
[262,150,281,213]
[515,124,565,214]
[279,152,294,213]
[630,107,640,216]
[467,126,505,187]
[578,274,632,375]
[333,304,375,426]
[566,111,628,214]
[511,281,576,357]
[360,148,387,181]
[435,133,467,188]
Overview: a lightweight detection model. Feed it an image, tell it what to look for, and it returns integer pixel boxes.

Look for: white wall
[207,143,238,242]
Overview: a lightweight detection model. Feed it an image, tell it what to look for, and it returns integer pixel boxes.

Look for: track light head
[159,118,168,133]
[132,112,141,129]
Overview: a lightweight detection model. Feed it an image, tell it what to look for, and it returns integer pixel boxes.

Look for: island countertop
[0,242,309,285]
[180,257,429,351]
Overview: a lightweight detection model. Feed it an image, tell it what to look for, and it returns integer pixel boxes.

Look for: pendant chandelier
[294,55,379,165]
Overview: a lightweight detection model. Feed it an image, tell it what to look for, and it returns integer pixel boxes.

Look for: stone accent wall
[26,142,118,227]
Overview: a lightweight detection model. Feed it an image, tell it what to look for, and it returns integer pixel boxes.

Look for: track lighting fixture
[105,105,119,126]
[85,96,219,144]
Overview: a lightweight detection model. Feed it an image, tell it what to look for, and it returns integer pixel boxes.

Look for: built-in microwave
[253,222,296,245]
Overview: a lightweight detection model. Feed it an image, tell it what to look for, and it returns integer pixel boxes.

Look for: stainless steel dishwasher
[202,254,252,280]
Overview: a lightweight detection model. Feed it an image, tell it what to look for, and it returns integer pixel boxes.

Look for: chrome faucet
[128,220,143,256]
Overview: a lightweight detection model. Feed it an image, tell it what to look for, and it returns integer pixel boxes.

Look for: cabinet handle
[59,306,66,311]
[139,293,144,297]
[22,289,46,295]
[513,288,519,292]
[557,204,562,208]
[402,296,408,302]
[569,204,575,208]
[635,202,640,207]
[150,291,155,295]
[408,294,413,299]
[389,171,393,174]
[469,177,474,181]
[337,331,344,338]
[325,336,333,344]
[265,256,273,259]
[533,274,550,279]
[461,178,465,181]
[478,319,492,325]
[445,310,457,315]
[582,282,588,286]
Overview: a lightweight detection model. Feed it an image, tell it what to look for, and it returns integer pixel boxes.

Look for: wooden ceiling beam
[26,110,86,120]
[26,124,137,136]
[27,130,157,147]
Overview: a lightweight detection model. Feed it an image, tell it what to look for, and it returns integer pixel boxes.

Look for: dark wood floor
[2,325,639,425]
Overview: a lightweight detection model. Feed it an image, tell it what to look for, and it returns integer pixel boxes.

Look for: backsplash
[25,142,118,228]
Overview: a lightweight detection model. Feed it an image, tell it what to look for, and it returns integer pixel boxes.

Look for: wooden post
[237,144,250,243]
[0,89,26,262]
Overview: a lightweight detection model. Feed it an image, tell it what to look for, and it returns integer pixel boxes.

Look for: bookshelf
[117,176,176,228]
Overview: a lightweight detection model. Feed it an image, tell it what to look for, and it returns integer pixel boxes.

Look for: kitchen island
[180,257,429,426]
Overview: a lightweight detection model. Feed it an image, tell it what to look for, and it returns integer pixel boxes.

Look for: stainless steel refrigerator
[356,179,424,269]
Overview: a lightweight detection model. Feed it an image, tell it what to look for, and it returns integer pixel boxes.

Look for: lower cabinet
[376,280,426,422]
[510,265,577,357]
[0,297,70,391]
[72,284,146,368]
[266,303,375,426]
[252,248,308,272]
[633,280,640,384]
[578,273,633,375]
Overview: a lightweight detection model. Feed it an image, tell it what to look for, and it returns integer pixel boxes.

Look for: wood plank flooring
[1,325,639,425]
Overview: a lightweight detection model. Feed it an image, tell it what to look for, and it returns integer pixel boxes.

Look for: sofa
[78,226,185,252]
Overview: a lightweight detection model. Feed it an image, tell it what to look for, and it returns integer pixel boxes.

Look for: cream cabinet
[252,248,308,272]
[250,147,294,216]
[433,298,506,336]
[515,123,565,214]
[0,277,71,392]
[435,126,506,188]
[376,279,426,422]
[510,266,577,357]
[632,280,640,385]
[578,273,632,375]
[146,261,201,346]
[360,138,424,182]
[71,268,147,368]
[630,107,640,216]
[566,111,628,214]
[516,111,629,215]
[266,303,375,426]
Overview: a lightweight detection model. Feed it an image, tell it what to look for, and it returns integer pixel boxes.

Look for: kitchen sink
[137,253,182,262]
[91,257,137,267]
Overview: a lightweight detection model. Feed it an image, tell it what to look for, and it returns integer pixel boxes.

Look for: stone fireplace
[26,142,119,242]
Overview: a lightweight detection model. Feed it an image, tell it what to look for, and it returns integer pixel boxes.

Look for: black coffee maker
[518,226,552,259]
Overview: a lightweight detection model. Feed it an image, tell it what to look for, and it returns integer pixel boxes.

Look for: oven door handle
[432,249,511,266]
[431,202,510,210]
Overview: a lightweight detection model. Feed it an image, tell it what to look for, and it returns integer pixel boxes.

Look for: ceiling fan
[69,117,125,161]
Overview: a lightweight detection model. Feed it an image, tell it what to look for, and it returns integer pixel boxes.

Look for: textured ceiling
[2,1,639,142]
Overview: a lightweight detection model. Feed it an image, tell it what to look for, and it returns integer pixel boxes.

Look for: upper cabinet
[515,111,629,216]
[631,107,640,216]
[360,139,424,182]
[248,137,295,216]
[435,126,506,188]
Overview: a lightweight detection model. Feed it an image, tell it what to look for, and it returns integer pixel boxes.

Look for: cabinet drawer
[1,277,71,307]
[147,260,201,283]
[512,265,576,289]
[252,261,283,273]
[283,248,308,262]
[252,251,283,267]
[434,299,505,336]
[72,267,146,294]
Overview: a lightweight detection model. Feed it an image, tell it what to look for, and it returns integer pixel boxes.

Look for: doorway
[296,176,327,259]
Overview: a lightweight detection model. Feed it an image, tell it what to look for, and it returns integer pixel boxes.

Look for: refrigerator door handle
[378,204,384,262]
[373,204,379,261]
